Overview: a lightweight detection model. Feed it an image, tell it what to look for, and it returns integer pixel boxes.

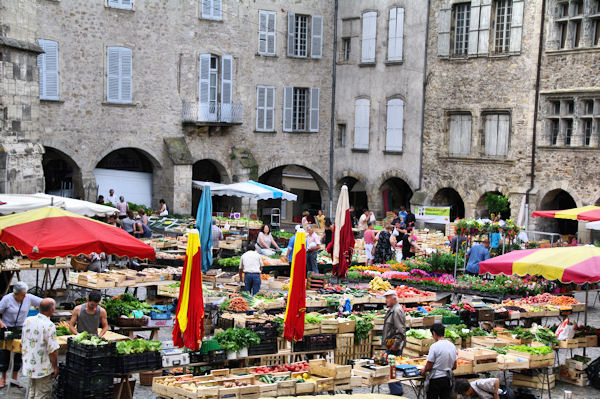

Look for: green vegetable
[56,325,71,336]
[428,308,455,317]
[406,329,432,340]
[511,326,534,340]
[102,293,152,323]
[504,345,553,355]
[72,332,107,346]
[470,328,490,337]
[116,339,162,355]
[408,311,428,318]
[444,329,460,342]
[534,328,558,346]
[349,315,374,341]
[305,314,323,324]
[214,328,261,352]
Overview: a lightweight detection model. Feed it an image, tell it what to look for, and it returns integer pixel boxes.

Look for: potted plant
[233,328,260,358]
[214,329,240,359]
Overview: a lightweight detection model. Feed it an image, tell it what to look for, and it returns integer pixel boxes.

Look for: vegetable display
[72,331,107,346]
[504,345,553,355]
[428,308,455,317]
[116,339,162,355]
[214,328,260,353]
[305,314,323,324]
[533,327,558,346]
[217,256,242,267]
[102,293,152,322]
[406,329,433,340]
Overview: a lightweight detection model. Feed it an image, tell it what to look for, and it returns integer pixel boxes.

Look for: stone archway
[42,147,83,199]
[192,159,235,216]
[337,176,368,215]
[379,177,413,217]
[431,187,465,221]
[537,189,578,235]
[475,191,512,219]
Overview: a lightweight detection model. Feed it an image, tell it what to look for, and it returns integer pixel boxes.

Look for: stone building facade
[0,0,44,194]
[333,0,428,217]
[418,0,544,223]
[35,0,334,215]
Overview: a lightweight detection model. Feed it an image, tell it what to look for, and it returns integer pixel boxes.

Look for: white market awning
[193,180,297,202]
[0,193,118,217]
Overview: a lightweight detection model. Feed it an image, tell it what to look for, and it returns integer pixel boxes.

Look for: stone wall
[0,0,44,194]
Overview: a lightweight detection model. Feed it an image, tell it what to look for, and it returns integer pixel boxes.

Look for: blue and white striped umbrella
[192,180,297,202]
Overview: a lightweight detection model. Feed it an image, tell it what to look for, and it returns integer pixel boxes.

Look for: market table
[1,263,70,296]
[67,279,178,298]
[112,325,161,340]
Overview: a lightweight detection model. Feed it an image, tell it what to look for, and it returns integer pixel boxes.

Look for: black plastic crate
[248,338,278,356]
[293,334,336,352]
[189,351,208,363]
[64,369,113,393]
[115,352,161,373]
[209,349,227,363]
[248,324,278,340]
[66,352,115,373]
[67,337,115,359]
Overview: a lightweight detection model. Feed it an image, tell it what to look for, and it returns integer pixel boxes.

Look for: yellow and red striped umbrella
[532,206,600,222]
[479,246,600,284]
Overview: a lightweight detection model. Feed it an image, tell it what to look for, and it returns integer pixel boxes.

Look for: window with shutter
[508,0,523,52]
[311,15,323,58]
[283,86,293,132]
[202,0,222,21]
[106,46,132,104]
[361,11,377,63]
[449,113,471,155]
[387,8,404,61]
[108,0,132,10]
[258,10,277,56]
[386,99,404,152]
[438,6,452,57]
[221,55,233,122]
[354,98,370,150]
[476,0,491,55]
[256,85,275,131]
[309,88,319,132]
[452,3,471,56]
[37,39,59,101]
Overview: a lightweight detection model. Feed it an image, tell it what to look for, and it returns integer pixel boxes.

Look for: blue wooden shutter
[386,99,404,151]
[309,87,319,132]
[311,15,323,59]
[107,47,120,102]
[283,86,293,132]
[120,47,132,103]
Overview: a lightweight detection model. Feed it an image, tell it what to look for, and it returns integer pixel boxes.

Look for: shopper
[134,209,152,238]
[349,206,358,228]
[239,246,263,295]
[122,210,136,235]
[68,291,108,337]
[255,224,280,255]
[420,323,457,399]
[455,377,505,399]
[465,239,490,275]
[107,189,118,207]
[21,298,59,399]
[358,209,369,234]
[316,209,326,229]
[96,195,105,205]
[450,234,467,254]
[116,196,128,219]
[405,207,416,227]
[211,219,224,260]
[364,223,376,266]
[86,252,107,273]
[159,199,169,216]
[306,224,321,274]
[402,227,421,260]
[382,290,406,396]
[321,218,333,247]
[0,282,42,388]
[398,207,408,224]
[286,225,302,263]
[374,225,394,264]
[301,211,310,227]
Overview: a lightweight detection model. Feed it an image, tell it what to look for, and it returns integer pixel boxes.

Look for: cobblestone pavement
[1,271,599,398]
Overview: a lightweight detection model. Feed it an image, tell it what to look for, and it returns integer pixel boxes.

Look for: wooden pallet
[354,336,372,359]
[334,334,354,365]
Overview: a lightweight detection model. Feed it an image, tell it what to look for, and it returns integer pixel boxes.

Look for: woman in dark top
[402,227,421,259]
[373,225,395,264]
[322,218,333,247]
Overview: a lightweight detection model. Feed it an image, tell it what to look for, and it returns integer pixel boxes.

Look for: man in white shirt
[306,224,321,275]
[21,298,59,399]
[358,210,369,234]
[420,323,457,399]
[107,189,118,207]
[239,247,263,295]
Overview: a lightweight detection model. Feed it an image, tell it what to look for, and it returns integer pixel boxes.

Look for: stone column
[172,164,192,216]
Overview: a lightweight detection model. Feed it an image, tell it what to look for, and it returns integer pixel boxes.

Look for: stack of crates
[247,320,279,355]
[63,338,115,398]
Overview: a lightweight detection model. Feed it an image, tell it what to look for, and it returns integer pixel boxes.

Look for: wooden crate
[566,357,591,371]
[507,350,554,368]
[454,362,473,375]
[497,355,529,370]
[559,366,589,387]
[352,368,390,385]
[458,349,498,373]
[471,336,508,348]
[257,383,277,397]
[406,336,434,355]
[337,320,356,334]
[304,324,320,335]
[559,338,580,349]
[513,373,555,389]
[354,336,372,359]
[218,387,240,399]
[315,377,334,392]
[276,380,296,396]
[309,359,352,379]
[352,361,390,378]
[334,333,354,365]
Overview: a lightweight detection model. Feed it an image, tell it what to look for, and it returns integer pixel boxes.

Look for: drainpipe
[416,0,430,195]
[329,0,339,217]
[526,0,546,229]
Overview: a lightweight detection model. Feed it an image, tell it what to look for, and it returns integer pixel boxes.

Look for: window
[287,13,323,59]
[567,100,575,114]
[258,11,276,56]
[37,39,59,101]
[354,99,370,150]
[565,119,573,145]
[338,124,347,147]
[361,11,377,63]
[198,53,234,122]
[452,3,470,56]
[107,0,132,10]
[202,0,222,21]
[256,86,274,132]
[387,8,404,62]
[572,20,582,47]
[584,119,593,146]
[552,101,561,115]
[559,21,568,48]
[385,99,404,151]
[493,0,512,53]
[283,86,319,132]
[593,19,600,46]
[342,38,351,61]
[484,113,510,156]
[584,100,594,115]
[449,113,471,155]
[550,119,560,145]
[106,46,132,104]
[555,0,588,50]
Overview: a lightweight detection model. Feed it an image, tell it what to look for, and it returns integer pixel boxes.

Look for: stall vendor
[382,290,406,396]
[0,282,42,388]
[68,291,108,337]
[239,246,264,295]
[420,324,457,399]
[455,378,503,399]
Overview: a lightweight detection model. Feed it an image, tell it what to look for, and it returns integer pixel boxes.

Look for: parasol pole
[584,286,589,356]
[453,238,459,279]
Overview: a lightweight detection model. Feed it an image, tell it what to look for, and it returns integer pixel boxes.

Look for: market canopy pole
[329,185,355,278]
[173,229,205,350]
[196,185,213,273]
[284,229,306,342]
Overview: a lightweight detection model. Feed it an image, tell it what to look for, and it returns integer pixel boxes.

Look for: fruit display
[253,362,310,374]
[368,277,392,292]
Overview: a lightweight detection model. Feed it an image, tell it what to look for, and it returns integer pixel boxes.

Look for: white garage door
[94,168,153,207]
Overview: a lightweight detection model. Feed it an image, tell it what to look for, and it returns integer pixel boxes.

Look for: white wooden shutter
[386,99,404,151]
[213,0,222,20]
[267,12,276,55]
[107,47,120,102]
[120,47,132,103]
[309,88,319,132]
[387,8,404,61]
[438,6,451,57]
[108,0,120,7]
[38,39,59,100]
[497,114,510,155]
[354,99,370,150]
[477,0,491,55]
[460,114,472,155]
[484,114,499,155]
[468,0,481,55]
[198,54,211,119]
[258,11,268,54]
[120,0,132,9]
[202,0,211,18]
[287,13,296,57]
[283,86,293,132]
[256,86,266,131]
[361,12,377,63]
[509,0,524,53]
[265,87,274,131]
[449,115,461,154]
[221,55,233,105]
[311,15,323,59]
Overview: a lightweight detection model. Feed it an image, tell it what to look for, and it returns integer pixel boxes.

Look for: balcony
[182,101,243,126]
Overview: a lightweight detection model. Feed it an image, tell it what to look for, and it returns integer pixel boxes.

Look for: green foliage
[127,202,153,215]
[102,293,152,322]
[348,315,374,341]
[116,339,162,355]
[484,194,509,218]
[73,332,107,345]
[214,328,261,352]
[428,252,457,273]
